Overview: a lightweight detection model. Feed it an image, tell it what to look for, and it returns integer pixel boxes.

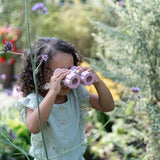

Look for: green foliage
[86,107,147,160]
[89,0,160,159]
[0,0,102,57]
[2,0,160,159]
[0,103,31,160]
[96,111,114,132]
[39,0,100,57]
[0,0,25,49]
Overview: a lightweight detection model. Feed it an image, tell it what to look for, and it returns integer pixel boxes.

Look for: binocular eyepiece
[63,66,95,89]
[43,66,95,90]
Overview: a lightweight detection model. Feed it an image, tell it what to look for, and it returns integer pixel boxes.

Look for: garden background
[0,0,160,160]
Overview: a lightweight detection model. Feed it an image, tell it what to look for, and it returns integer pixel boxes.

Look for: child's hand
[49,68,70,94]
[76,66,101,84]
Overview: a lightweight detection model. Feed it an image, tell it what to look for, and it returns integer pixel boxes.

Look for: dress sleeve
[15,93,42,123]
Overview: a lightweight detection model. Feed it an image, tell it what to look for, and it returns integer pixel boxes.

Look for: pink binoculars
[63,66,95,89]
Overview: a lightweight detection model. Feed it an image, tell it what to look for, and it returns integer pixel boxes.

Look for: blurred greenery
[0,102,31,160]
[0,0,160,160]
[0,0,105,57]
[89,0,160,159]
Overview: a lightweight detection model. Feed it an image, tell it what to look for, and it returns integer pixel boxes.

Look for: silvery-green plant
[90,0,160,159]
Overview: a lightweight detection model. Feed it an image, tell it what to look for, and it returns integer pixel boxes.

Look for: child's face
[49,52,74,96]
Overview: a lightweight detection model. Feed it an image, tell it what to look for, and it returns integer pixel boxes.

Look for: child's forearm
[94,80,114,111]
[26,90,56,134]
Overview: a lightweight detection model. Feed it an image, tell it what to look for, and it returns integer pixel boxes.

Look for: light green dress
[16,85,91,160]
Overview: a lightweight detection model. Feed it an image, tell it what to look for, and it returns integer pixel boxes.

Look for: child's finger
[76,66,89,71]
[51,69,69,83]
[53,68,69,77]
[77,66,95,74]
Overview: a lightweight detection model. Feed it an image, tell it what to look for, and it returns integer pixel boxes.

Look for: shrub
[89,0,160,159]
[0,103,31,160]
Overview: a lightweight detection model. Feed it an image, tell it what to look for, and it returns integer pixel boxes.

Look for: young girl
[16,37,114,160]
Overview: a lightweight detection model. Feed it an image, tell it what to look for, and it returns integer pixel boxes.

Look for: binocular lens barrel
[43,67,96,90]
[64,73,81,89]
[80,71,95,86]
[64,68,95,89]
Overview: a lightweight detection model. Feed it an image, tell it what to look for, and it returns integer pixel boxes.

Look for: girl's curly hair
[18,37,82,97]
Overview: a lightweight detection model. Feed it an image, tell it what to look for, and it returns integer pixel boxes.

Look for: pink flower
[12,85,23,99]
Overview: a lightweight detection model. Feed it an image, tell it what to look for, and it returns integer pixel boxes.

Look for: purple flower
[42,7,48,14]
[1,124,7,130]
[42,54,48,62]
[8,129,16,139]
[0,153,2,159]
[131,87,140,92]
[3,41,13,53]
[32,2,44,11]
[8,129,13,136]
[0,73,7,80]
[32,3,48,14]
[118,0,124,6]
[13,74,19,80]
[5,89,12,96]
[137,94,142,99]
[12,133,16,139]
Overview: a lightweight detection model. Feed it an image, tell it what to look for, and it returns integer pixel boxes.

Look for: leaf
[0,43,4,51]
[34,69,39,74]
[125,101,135,116]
